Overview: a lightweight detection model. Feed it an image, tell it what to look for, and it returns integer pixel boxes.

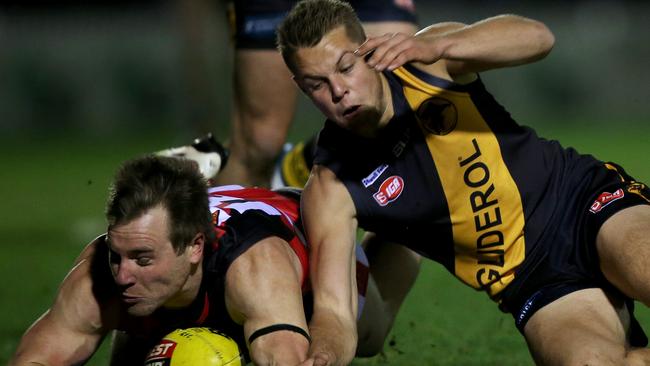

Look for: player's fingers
[374,38,416,71]
[356,33,401,67]
[386,46,422,71]
[297,358,315,366]
[311,352,332,366]
[354,34,392,57]
[387,52,411,71]
[364,34,407,68]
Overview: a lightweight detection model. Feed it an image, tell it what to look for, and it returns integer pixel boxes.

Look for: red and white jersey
[207,185,308,286]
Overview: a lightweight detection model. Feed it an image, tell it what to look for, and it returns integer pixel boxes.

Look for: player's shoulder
[50,235,121,332]
[223,235,303,321]
[62,235,107,288]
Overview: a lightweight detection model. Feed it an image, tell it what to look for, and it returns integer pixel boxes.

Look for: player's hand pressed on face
[356,32,443,72]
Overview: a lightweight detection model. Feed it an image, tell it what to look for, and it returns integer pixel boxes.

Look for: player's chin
[341,110,382,137]
[125,301,158,317]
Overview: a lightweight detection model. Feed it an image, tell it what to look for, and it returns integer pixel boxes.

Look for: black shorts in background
[227,0,418,49]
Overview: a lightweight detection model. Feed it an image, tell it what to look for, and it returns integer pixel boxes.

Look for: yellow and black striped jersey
[314,64,604,301]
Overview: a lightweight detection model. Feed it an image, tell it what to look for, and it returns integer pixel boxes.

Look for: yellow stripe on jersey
[394,66,526,298]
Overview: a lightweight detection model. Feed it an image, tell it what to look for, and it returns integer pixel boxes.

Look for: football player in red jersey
[10,152,419,366]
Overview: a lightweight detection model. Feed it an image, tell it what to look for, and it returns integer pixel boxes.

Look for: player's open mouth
[343,105,361,118]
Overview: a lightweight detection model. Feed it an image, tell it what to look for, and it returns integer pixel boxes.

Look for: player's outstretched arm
[358,14,554,76]
[225,236,310,365]
[9,238,111,366]
[300,165,359,366]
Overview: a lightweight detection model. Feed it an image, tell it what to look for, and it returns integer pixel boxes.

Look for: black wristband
[248,323,311,344]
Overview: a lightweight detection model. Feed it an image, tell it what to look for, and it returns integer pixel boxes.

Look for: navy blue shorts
[500,162,650,346]
[227,0,418,49]
[511,282,648,347]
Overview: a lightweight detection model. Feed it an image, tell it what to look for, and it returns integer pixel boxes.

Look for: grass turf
[0,122,648,365]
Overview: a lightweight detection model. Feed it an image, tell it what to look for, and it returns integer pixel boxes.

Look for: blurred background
[1,1,648,365]
[2,0,649,139]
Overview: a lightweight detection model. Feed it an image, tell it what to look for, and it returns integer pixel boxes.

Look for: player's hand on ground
[298,351,334,366]
[356,32,443,71]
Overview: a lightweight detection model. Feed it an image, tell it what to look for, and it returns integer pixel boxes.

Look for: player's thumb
[312,352,332,366]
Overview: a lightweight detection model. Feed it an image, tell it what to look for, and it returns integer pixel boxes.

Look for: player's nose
[330,75,348,102]
[113,261,136,286]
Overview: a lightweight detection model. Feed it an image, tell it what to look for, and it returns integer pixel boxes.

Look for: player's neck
[377,73,394,130]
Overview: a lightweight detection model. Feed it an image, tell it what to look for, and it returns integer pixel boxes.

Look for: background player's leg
[356,233,421,357]
[524,288,650,365]
[214,49,298,187]
[362,21,418,38]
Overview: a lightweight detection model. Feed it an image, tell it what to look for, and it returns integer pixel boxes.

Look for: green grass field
[1,120,648,365]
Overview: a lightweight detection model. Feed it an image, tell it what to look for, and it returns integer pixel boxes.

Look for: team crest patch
[373,176,404,206]
[416,97,457,135]
[627,182,649,196]
[589,188,625,213]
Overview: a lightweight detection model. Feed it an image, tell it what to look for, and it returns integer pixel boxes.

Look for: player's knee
[356,325,389,358]
[355,300,392,357]
[236,123,287,161]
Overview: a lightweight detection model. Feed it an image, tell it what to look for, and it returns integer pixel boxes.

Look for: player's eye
[136,257,153,266]
[108,249,120,265]
[340,64,353,74]
[309,82,323,91]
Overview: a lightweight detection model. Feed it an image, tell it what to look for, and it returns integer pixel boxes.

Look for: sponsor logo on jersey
[416,97,457,136]
[458,138,507,288]
[589,188,625,213]
[362,164,388,187]
[373,176,404,206]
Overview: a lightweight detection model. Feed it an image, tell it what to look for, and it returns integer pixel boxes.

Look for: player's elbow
[9,352,52,366]
[529,20,555,60]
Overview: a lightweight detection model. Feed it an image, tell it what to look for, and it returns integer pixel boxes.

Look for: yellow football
[144,327,244,366]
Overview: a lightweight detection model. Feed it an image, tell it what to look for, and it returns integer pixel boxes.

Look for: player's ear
[188,232,204,264]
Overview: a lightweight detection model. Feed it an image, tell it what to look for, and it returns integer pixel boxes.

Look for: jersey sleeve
[204,209,296,277]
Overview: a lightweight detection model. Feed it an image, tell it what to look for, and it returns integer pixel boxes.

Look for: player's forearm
[10,346,92,366]
[425,14,554,71]
[9,350,69,366]
[307,236,358,364]
[301,167,359,365]
[9,361,47,366]
[8,353,44,366]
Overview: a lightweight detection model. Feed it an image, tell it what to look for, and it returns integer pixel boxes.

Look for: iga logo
[589,188,624,213]
[373,176,405,206]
